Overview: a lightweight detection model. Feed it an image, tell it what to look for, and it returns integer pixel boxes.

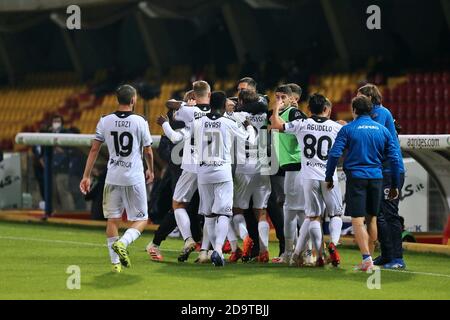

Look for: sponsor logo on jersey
[199,160,224,167]
[109,158,132,168]
[306,160,327,169]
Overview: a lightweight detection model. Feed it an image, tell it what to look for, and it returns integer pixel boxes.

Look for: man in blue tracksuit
[358,84,406,269]
[325,95,400,271]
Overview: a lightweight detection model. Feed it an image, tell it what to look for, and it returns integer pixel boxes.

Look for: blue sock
[362,254,371,260]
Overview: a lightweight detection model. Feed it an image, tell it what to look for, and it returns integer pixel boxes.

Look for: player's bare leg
[255,208,270,263]
[352,217,374,271]
[367,215,378,256]
[173,200,196,262]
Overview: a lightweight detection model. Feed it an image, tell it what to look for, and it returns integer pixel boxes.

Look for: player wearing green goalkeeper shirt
[269,84,307,263]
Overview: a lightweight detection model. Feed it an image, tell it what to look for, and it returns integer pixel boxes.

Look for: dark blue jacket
[325,115,400,187]
[370,104,405,174]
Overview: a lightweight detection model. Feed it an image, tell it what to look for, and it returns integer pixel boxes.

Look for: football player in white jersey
[271,93,344,267]
[191,91,256,266]
[225,89,272,263]
[80,85,154,273]
[163,81,211,262]
[146,90,196,262]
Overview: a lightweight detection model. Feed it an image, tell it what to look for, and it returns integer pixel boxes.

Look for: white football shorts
[103,182,148,221]
[173,170,198,203]
[233,173,271,209]
[283,170,305,210]
[303,179,343,218]
[198,181,233,216]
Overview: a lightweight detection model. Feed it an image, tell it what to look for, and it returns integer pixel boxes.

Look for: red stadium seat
[396,103,406,120]
[406,102,417,119]
[424,102,434,119]
[416,120,425,133]
[407,120,417,133]
[436,121,445,134]
[415,103,425,119]
[431,73,442,84]
[425,120,435,134]
[442,71,449,84]
[388,104,397,118]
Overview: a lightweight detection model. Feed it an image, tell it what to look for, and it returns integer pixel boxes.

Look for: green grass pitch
[0,221,449,300]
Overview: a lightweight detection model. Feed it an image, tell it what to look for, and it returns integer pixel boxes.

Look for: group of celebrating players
[80,76,404,273]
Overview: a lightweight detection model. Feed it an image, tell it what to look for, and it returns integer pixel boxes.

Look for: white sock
[258,221,270,251]
[205,217,217,249]
[283,207,298,241]
[329,216,343,245]
[201,222,210,251]
[294,219,310,255]
[285,238,294,254]
[174,208,192,241]
[233,214,248,240]
[227,220,238,252]
[284,207,298,253]
[107,236,120,264]
[215,216,230,256]
[119,228,141,248]
[309,220,323,255]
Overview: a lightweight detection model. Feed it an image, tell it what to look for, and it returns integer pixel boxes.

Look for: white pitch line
[381,268,450,279]
[1,235,450,278]
[0,235,180,252]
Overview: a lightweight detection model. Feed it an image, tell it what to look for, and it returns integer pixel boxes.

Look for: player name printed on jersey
[193,114,252,184]
[95,111,152,186]
[285,116,342,180]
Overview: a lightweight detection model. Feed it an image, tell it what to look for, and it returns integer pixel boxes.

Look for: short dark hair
[358,84,382,105]
[116,84,137,105]
[352,95,373,115]
[52,114,64,124]
[210,91,227,112]
[275,84,293,96]
[287,83,302,99]
[238,89,259,105]
[238,77,257,89]
[308,93,331,115]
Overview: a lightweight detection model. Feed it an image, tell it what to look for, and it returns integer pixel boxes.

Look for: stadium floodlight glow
[244,0,286,9]
[138,1,158,18]
[49,12,66,28]
[138,1,183,19]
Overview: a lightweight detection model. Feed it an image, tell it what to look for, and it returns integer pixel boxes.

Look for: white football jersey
[284,116,342,181]
[190,113,254,184]
[173,103,210,172]
[173,103,210,127]
[94,111,152,186]
[233,111,268,175]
